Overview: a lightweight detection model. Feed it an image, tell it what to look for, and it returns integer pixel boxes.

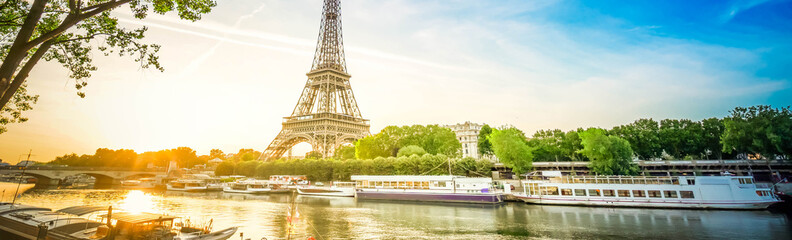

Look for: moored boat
[223,179,289,194]
[515,174,780,210]
[297,182,356,197]
[269,175,310,190]
[351,175,503,204]
[167,175,224,192]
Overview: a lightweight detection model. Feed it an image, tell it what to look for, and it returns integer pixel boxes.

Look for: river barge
[351,175,503,204]
[515,175,780,209]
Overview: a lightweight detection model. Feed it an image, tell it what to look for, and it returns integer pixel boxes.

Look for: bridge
[0,166,166,187]
[511,159,792,181]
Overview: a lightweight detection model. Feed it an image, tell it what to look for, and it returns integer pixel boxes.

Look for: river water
[10,188,792,239]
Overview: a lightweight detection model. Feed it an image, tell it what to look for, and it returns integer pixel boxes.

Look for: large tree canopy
[722,105,792,159]
[355,125,461,159]
[578,128,638,175]
[489,127,533,174]
[0,0,216,133]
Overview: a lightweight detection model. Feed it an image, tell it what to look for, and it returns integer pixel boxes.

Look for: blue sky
[1,0,790,162]
[548,0,792,104]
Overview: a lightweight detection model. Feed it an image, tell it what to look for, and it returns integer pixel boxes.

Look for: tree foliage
[397,145,427,157]
[0,0,217,133]
[478,124,493,156]
[722,105,792,159]
[578,128,638,175]
[609,118,661,160]
[355,125,461,159]
[249,154,493,181]
[334,145,356,160]
[305,151,322,159]
[209,149,224,159]
[489,127,533,174]
[214,161,235,176]
[50,147,205,169]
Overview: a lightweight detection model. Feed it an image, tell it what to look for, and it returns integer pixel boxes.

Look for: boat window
[671,178,680,185]
[602,190,615,197]
[437,181,446,188]
[421,181,429,189]
[738,178,754,184]
[574,189,586,196]
[634,179,646,184]
[663,191,678,198]
[588,189,600,197]
[561,189,573,196]
[542,187,559,195]
[648,190,662,198]
[618,190,631,197]
[680,191,695,199]
[756,191,770,196]
[687,179,695,185]
[632,190,646,197]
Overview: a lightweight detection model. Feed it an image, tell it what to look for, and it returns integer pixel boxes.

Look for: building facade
[446,121,483,159]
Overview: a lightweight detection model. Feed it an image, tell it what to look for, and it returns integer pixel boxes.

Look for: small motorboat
[175,226,238,240]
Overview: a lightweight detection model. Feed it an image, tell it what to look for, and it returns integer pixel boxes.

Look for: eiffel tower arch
[262,0,370,160]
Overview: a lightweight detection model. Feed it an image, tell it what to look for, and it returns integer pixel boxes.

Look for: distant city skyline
[1,0,790,164]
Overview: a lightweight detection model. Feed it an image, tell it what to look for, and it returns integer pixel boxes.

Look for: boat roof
[57,205,110,216]
[100,212,177,224]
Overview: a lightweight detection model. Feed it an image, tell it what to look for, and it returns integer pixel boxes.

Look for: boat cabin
[100,212,177,240]
[269,175,309,185]
[351,175,495,193]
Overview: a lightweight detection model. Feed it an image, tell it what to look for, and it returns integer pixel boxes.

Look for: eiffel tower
[262,0,370,160]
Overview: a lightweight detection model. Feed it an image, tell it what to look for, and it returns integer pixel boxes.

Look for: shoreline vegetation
[37,105,790,180]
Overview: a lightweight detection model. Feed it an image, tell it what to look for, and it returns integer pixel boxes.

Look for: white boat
[175,226,238,240]
[351,175,504,204]
[167,176,224,192]
[515,175,780,210]
[297,182,356,197]
[223,179,289,194]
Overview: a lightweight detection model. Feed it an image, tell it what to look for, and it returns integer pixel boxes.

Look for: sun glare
[119,190,156,214]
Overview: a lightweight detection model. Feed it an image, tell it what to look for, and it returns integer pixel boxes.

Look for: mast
[11,149,32,206]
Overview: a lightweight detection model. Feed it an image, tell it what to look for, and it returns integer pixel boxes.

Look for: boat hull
[175,226,238,240]
[223,187,273,194]
[356,191,503,204]
[514,195,778,210]
[167,186,223,192]
[297,188,354,197]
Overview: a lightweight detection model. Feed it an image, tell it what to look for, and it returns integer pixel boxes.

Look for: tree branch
[25,0,133,50]
[0,40,55,110]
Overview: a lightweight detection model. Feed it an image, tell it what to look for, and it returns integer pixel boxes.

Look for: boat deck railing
[535,176,684,185]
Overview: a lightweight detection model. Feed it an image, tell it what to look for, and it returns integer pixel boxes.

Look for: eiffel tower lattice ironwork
[261,0,370,160]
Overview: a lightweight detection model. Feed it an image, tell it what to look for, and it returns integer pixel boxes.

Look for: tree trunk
[0,0,50,107]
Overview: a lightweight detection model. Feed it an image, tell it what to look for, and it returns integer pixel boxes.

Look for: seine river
[10,189,792,239]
